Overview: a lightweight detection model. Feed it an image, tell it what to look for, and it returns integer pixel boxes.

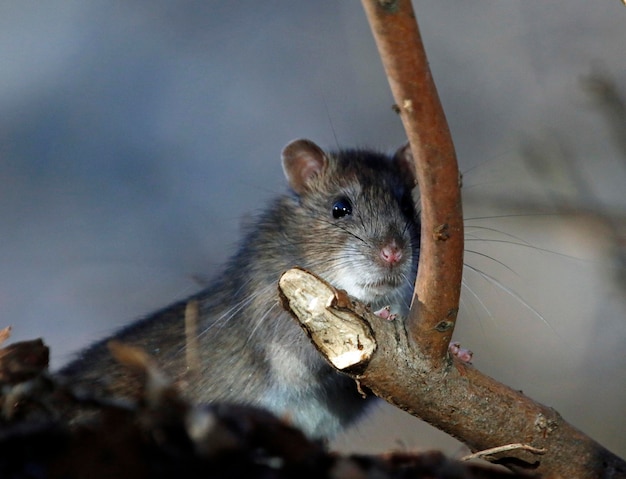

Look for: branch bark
[277,1,626,477]
[355,0,474,452]
[361,0,464,360]
[279,268,626,478]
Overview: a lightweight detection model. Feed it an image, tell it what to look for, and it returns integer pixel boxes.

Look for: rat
[59,138,421,439]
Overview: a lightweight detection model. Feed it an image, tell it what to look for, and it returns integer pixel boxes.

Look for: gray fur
[60,139,420,439]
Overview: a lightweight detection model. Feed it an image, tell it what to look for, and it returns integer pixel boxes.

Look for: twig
[462,443,546,462]
[185,299,201,376]
[0,326,11,345]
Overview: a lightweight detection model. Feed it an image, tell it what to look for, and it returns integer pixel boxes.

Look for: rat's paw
[373,305,397,321]
[449,341,473,363]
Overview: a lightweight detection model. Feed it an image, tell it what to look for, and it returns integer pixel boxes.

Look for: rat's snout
[379,239,404,265]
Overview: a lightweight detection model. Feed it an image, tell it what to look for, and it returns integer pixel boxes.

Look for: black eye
[401,196,416,217]
[332,197,352,219]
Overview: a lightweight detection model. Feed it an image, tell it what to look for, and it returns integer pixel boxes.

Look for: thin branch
[184,300,201,376]
[462,444,546,462]
[361,0,464,360]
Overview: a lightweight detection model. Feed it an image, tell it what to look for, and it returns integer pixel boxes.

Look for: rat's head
[281,139,420,311]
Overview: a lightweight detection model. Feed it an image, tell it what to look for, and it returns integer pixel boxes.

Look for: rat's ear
[281,139,329,193]
[393,142,418,187]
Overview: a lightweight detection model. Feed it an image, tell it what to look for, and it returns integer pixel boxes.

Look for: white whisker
[463,263,557,335]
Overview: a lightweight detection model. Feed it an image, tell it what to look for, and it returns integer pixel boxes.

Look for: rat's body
[60,139,420,439]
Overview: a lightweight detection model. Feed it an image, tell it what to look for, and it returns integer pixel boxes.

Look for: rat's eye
[400,194,416,217]
[332,197,353,219]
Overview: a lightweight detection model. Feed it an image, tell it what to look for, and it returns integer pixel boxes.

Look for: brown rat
[59,139,421,439]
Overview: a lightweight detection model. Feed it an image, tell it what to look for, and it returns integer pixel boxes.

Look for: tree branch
[279,268,626,478]
[276,1,626,477]
[361,0,464,361]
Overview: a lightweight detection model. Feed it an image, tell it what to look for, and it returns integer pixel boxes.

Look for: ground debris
[0,335,524,479]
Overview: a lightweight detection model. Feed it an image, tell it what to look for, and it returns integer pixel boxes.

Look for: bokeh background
[2,1,625,457]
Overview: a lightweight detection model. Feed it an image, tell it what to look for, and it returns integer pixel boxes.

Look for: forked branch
[279,1,626,477]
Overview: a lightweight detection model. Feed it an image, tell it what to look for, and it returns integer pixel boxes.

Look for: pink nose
[380,242,403,264]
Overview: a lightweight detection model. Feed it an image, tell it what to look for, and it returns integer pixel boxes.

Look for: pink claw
[449,341,473,363]
[373,305,397,321]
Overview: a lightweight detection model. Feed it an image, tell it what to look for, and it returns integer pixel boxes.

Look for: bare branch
[361,0,464,360]
[279,266,626,477]
[348,2,626,476]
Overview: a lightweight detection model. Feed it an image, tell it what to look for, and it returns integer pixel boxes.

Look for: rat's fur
[60,139,421,439]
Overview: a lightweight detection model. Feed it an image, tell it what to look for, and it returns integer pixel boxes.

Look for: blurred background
[1,0,625,457]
